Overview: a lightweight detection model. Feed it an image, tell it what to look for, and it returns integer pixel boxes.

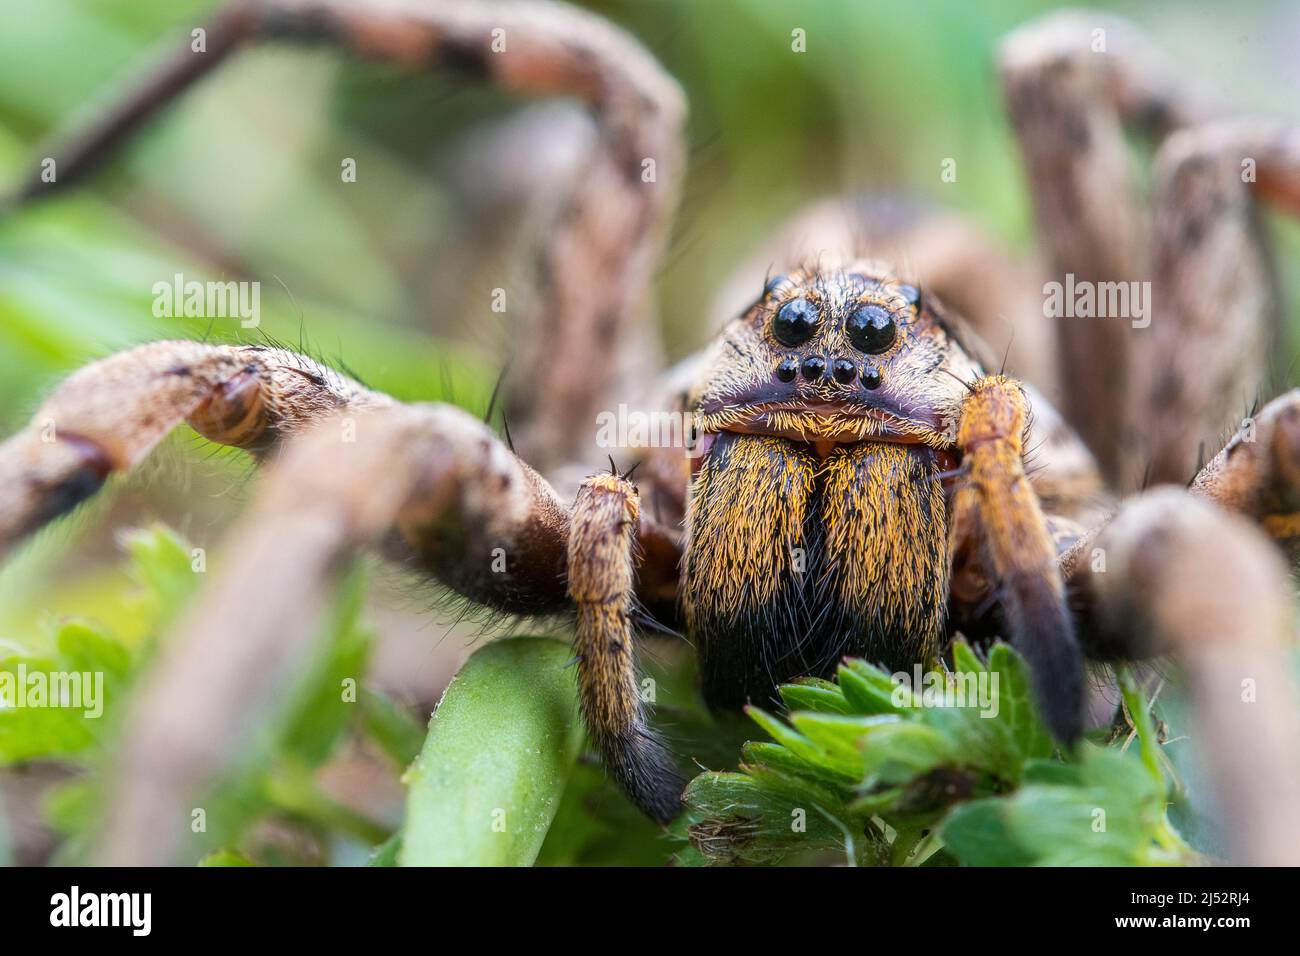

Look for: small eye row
[769,289,917,354]
[776,354,884,390]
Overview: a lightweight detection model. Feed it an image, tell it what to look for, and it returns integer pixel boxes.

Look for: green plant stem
[1117,665,1163,784]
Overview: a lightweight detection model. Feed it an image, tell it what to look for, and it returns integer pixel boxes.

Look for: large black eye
[772,298,820,347]
[846,304,897,354]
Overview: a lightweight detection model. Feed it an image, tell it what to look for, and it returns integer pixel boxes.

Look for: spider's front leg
[948,375,1083,743]
[88,400,586,864]
[0,340,391,559]
[0,343,685,857]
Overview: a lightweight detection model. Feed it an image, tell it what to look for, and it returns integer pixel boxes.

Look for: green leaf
[942,748,1167,866]
[778,678,853,715]
[119,524,204,629]
[939,800,1037,866]
[858,719,957,787]
[837,661,906,714]
[950,640,986,677]
[361,688,426,768]
[367,833,403,867]
[198,850,255,867]
[986,644,1054,763]
[739,740,853,788]
[683,769,862,865]
[399,637,584,867]
[683,642,1196,866]
[279,565,371,767]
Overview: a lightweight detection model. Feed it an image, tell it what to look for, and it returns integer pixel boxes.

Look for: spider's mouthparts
[694,400,951,452]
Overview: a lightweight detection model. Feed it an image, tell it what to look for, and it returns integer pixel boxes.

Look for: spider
[2,1,1300,865]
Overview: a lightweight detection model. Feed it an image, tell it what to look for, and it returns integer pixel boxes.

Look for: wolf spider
[3,2,1300,865]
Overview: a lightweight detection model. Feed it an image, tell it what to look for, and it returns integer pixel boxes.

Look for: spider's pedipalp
[569,472,683,823]
[0,340,390,558]
[96,401,574,863]
[950,375,1083,744]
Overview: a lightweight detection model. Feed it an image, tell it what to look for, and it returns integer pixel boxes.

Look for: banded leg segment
[1131,123,1300,486]
[0,340,390,558]
[1188,388,1300,549]
[10,0,686,471]
[998,11,1215,482]
[949,375,1083,742]
[569,473,682,823]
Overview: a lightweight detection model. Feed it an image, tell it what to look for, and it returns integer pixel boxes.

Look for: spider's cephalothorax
[684,263,982,709]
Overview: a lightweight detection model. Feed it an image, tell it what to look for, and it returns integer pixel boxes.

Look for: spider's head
[689,259,985,457]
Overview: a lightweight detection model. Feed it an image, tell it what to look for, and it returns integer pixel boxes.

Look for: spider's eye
[846,304,897,354]
[772,298,820,347]
[763,273,789,298]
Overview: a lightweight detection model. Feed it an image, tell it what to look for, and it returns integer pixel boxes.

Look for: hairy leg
[1058,389,1300,573]
[1129,121,1300,486]
[1064,488,1300,865]
[1187,388,1300,556]
[0,339,576,609]
[999,11,1218,482]
[0,341,390,558]
[8,0,686,472]
[0,340,695,854]
[94,402,573,863]
[1056,390,1300,863]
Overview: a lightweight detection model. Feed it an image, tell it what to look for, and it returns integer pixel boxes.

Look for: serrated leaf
[120,524,203,629]
[940,800,1036,866]
[836,662,906,714]
[740,740,851,788]
[683,769,858,865]
[791,712,881,770]
[858,719,956,788]
[747,707,858,783]
[987,644,1054,761]
[950,640,986,677]
[0,651,99,761]
[942,748,1166,866]
[779,678,853,715]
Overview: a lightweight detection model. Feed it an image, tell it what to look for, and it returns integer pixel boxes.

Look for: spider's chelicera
[2,1,1300,860]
